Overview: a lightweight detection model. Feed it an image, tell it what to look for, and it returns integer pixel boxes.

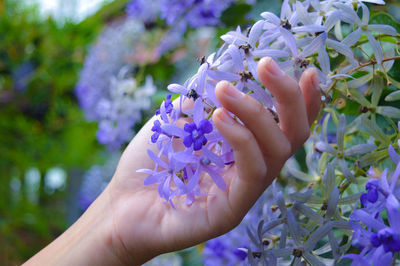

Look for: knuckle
[248,97,268,117]
[232,129,253,147]
[281,86,302,104]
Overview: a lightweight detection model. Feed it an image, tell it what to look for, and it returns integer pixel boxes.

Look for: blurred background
[1,0,400,265]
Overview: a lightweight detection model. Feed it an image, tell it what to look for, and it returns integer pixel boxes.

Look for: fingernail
[217,109,235,125]
[222,82,244,99]
[263,57,284,77]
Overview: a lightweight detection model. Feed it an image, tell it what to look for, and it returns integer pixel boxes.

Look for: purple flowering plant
[132,0,400,264]
[76,0,244,150]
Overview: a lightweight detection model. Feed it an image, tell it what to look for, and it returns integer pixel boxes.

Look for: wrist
[24,186,128,265]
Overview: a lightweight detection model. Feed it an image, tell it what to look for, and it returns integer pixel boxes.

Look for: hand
[24,57,321,266]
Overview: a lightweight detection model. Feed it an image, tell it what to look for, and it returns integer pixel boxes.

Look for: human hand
[101,56,321,264]
[24,57,321,266]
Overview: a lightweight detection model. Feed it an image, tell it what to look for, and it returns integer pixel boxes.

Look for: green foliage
[0,0,129,263]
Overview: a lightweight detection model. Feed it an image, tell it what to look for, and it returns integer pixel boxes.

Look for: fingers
[214,81,291,161]
[212,108,268,216]
[257,57,315,152]
[299,68,321,125]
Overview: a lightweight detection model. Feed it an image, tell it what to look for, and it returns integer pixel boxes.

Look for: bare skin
[24,57,321,266]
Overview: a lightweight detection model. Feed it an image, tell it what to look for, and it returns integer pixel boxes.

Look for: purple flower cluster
[126,0,235,55]
[75,19,157,149]
[203,185,281,265]
[127,0,233,28]
[140,0,397,206]
[78,153,120,210]
[344,144,400,265]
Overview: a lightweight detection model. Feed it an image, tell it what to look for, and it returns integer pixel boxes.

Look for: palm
[108,115,244,256]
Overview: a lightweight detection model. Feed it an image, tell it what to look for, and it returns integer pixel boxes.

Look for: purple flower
[155,94,173,115]
[360,181,379,205]
[345,151,400,264]
[126,0,160,23]
[378,228,400,253]
[151,120,163,143]
[183,119,212,150]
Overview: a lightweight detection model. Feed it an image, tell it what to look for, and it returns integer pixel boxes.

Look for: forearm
[24,187,131,266]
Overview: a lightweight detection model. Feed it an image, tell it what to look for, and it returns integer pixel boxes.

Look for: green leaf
[369,12,400,33]
[221,3,252,26]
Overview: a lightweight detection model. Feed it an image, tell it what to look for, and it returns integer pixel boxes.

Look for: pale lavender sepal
[280,0,290,20]
[136,169,155,175]
[147,149,169,169]
[361,3,370,25]
[197,63,209,94]
[368,24,397,36]
[335,3,361,24]
[185,167,201,194]
[318,46,330,74]
[159,99,169,123]
[246,55,259,82]
[252,48,289,58]
[260,11,281,25]
[342,28,362,47]
[315,141,336,154]
[344,144,376,156]
[328,231,340,260]
[247,80,273,108]
[144,170,168,185]
[248,20,265,47]
[279,28,298,56]
[204,167,226,190]
[326,38,354,60]
[391,163,400,192]
[352,209,386,231]
[296,1,313,25]
[174,150,197,164]
[161,124,186,138]
[202,147,224,168]
[388,145,400,164]
[286,211,302,245]
[168,83,187,94]
[365,31,383,64]
[226,45,244,72]
[276,191,287,215]
[337,114,346,152]
[205,83,221,108]
[326,187,339,219]
[300,32,327,58]
[304,222,333,251]
[292,25,327,33]
[207,70,240,81]
[324,10,341,31]
[386,194,400,234]
[302,252,325,266]
[347,73,373,89]
[220,31,247,45]
[193,98,204,125]
[361,0,385,4]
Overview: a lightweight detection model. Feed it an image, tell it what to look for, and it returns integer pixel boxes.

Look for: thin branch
[325,55,400,95]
